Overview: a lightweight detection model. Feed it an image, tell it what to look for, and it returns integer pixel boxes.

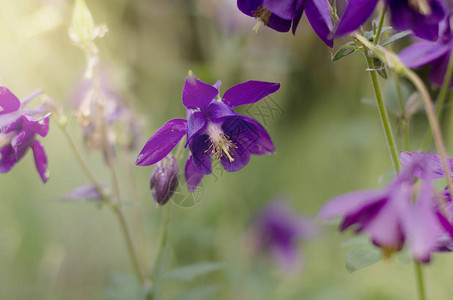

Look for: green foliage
[163,261,225,281]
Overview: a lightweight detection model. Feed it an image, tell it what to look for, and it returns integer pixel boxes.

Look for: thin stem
[422,49,453,149]
[403,68,453,210]
[57,122,147,284]
[366,55,401,171]
[374,4,387,45]
[414,262,426,300]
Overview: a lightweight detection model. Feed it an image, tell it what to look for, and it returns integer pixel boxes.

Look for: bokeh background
[1,0,453,299]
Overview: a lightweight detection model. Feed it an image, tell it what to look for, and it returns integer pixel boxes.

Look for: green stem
[374,4,387,45]
[422,49,453,149]
[366,55,401,171]
[414,262,426,300]
[57,122,147,286]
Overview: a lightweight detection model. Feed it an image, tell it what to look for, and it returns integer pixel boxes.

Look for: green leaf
[332,42,358,62]
[163,261,225,281]
[345,238,381,273]
[169,285,219,300]
[380,30,412,47]
[364,27,392,41]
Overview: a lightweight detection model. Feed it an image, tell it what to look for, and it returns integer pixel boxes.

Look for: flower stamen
[252,6,272,32]
[205,124,238,162]
[408,0,432,15]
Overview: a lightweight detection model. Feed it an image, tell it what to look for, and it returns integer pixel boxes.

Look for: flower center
[205,123,237,162]
[252,6,272,33]
[408,0,432,15]
[0,132,15,149]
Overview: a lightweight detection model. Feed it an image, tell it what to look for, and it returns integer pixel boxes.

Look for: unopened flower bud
[150,156,179,205]
[70,0,95,43]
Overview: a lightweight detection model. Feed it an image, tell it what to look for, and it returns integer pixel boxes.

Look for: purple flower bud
[150,156,179,205]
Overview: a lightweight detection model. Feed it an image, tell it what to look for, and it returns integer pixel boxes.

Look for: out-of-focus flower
[237,0,334,47]
[251,201,317,271]
[319,152,453,262]
[136,72,278,192]
[0,87,50,183]
[399,12,453,87]
[150,155,179,206]
[64,185,103,201]
[335,0,446,41]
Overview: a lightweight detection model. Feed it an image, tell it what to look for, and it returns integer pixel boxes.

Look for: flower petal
[400,151,453,179]
[319,189,388,219]
[136,119,187,166]
[335,0,379,37]
[185,155,204,193]
[31,140,49,183]
[305,0,334,47]
[189,134,212,175]
[220,140,251,172]
[11,129,35,160]
[267,14,292,32]
[222,81,280,108]
[208,101,237,120]
[187,111,207,143]
[429,52,452,87]
[0,86,21,115]
[0,145,17,173]
[399,42,450,69]
[263,0,299,19]
[182,74,218,110]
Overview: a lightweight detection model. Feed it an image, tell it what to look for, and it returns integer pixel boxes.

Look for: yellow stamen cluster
[252,6,272,33]
[205,132,238,162]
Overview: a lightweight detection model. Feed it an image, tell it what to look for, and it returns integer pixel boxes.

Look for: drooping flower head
[335,0,446,41]
[319,151,453,262]
[136,72,279,193]
[150,155,179,206]
[0,87,50,183]
[250,200,318,271]
[237,0,334,47]
[399,12,453,87]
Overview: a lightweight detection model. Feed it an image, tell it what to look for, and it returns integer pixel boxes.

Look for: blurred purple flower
[319,152,453,263]
[335,0,446,41]
[0,87,50,183]
[399,12,453,87]
[136,73,278,192]
[237,0,334,47]
[64,185,103,201]
[251,201,318,271]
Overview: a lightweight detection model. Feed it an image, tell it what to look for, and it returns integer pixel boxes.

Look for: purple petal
[187,111,207,143]
[319,189,388,219]
[185,155,204,193]
[11,129,35,160]
[399,42,450,69]
[263,0,299,19]
[305,0,334,47]
[220,141,251,172]
[400,151,453,179]
[267,14,292,32]
[20,89,44,109]
[208,101,237,120]
[222,116,275,155]
[31,140,49,183]
[182,74,218,110]
[335,0,379,37]
[23,116,50,137]
[189,134,212,175]
[291,3,305,34]
[0,87,21,115]
[222,81,280,108]
[136,119,187,166]
[0,145,17,173]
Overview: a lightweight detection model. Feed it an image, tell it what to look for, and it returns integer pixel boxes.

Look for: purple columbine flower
[399,12,453,87]
[237,0,334,47]
[0,87,50,183]
[136,73,278,192]
[319,152,453,262]
[251,201,317,271]
[335,0,446,41]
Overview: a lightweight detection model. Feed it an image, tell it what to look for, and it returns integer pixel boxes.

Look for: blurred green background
[1,0,453,299]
